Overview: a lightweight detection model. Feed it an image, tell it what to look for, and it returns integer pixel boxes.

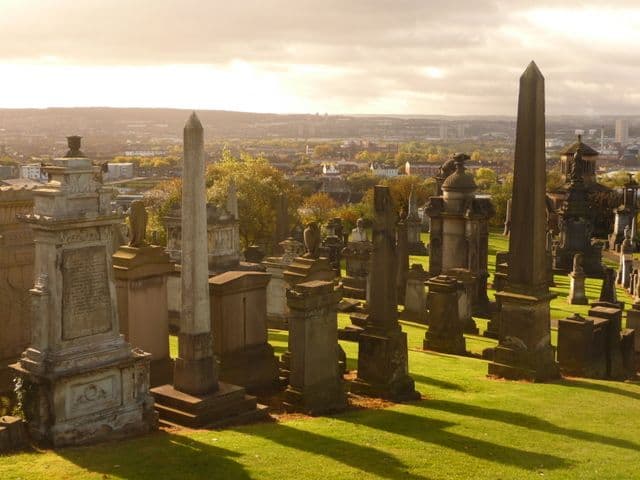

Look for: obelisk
[488,62,559,381]
[174,112,217,394]
[351,185,418,400]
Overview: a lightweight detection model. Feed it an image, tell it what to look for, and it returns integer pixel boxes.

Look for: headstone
[350,186,419,401]
[424,275,466,355]
[617,226,633,288]
[0,416,27,452]
[557,313,608,378]
[11,136,157,446]
[273,193,289,253]
[567,253,588,305]
[487,62,559,381]
[283,280,347,414]
[594,267,624,310]
[151,113,266,428]
[446,268,479,334]
[403,264,429,323]
[341,240,372,300]
[209,271,279,393]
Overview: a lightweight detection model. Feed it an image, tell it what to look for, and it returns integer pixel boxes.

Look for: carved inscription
[62,246,112,340]
[67,373,120,419]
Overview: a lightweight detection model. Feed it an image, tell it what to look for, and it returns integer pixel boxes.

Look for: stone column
[488,62,559,381]
[174,112,217,395]
[351,186,418,401]
[283,280,347,414]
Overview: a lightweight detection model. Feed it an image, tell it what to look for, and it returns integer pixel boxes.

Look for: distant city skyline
[1,1,639,115]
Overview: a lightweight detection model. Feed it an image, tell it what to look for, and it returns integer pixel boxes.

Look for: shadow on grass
[245,422,431,480]
[415,398,640,452]
[335,408,571,472]
[58,430,252,480]
[410,373,467,392]
[560,378,640,401]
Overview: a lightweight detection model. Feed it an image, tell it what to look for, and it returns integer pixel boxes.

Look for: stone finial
[303,221,321,259]
[128,200,148,248]
[64,136,84,158]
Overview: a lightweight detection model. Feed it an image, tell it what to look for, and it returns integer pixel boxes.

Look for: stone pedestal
[341,241,372,300]
[0,415,27,452]
[403,264,429,323]
[567,271,588,305]
[488,291,559,381]
[424,275,466,355]
[113,245,174,387]
[558,314,608,378]
[209,271,279,394]
[283,281,347,415]
[589,306,635,379]
[11,142,157,447]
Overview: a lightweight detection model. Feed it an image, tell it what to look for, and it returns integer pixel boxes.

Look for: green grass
[3,230,640,480]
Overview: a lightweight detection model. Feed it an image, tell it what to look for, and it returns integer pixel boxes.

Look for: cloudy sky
[1,0,639,115]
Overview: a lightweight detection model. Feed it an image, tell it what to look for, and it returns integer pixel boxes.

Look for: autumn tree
[299,192,338,225]
[474,167,497,190]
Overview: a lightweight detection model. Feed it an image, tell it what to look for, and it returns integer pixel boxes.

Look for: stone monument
[487,62,559,381]
[426,154,494,318]
[350,186,419,401]
[424,275,466,355]
[209,271,279,394]
[403,264,429,323]
[617,226,634,289]
[113,201,174,387]
[151,113,265,428]
[11,136,157,446]
[0,186,34,393]
[396,213,409,304]
[567,253,588,305]
[283,280,347,414]
[551,146,605,277]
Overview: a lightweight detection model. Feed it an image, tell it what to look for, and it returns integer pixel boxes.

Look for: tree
[299,192,338,225]
[383,175,432,212]
[474,167,497,190]
[470,150,481,162]
[546,168,564,191]
[600,171,631,189]
[489,175,513,227]
[345,171,379,198]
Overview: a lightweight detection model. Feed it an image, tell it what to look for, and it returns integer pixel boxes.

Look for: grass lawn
[2,230,639,480]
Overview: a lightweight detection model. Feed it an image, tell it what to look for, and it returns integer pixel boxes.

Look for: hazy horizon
[2,1,639,116]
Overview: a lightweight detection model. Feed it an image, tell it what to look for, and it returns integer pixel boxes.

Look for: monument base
[11,352,157,447]
[487,290,560,382]
[283,380,347,415]
[173,332,218,395]
[351,329,419,402]
[151,382,268,428]
[150,356,174,388]
[218,343,280,394]
[423,330,466,355]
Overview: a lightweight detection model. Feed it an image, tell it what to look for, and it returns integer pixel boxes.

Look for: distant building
[19,163,48,182]
[0,165,17,180]
[615,119,629,145]
[370,163,398,178]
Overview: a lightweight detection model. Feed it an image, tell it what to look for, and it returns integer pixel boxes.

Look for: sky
[1,0,639,115]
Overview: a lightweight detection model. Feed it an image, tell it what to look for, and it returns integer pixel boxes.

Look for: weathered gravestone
[350,186,419,401]
[11,136,157,446]
[283,280,347,414]
[567,253,588,305]
[424,275,466,355]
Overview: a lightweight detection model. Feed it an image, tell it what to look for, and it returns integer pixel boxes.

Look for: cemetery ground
[1,230,639,480]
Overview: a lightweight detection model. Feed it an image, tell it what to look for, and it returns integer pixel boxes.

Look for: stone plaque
[65,371,120,419]
[62,246,112,340]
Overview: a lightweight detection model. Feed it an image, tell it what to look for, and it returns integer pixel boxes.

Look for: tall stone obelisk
[174,112,217,394]
[488,62,559,381]
[351,185,418,401]
[152,113,265,427]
